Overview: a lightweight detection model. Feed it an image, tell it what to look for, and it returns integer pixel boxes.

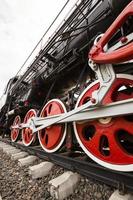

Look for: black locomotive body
[0,0,133,171]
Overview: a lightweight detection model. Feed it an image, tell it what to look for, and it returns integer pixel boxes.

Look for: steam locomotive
[0,0,133,172]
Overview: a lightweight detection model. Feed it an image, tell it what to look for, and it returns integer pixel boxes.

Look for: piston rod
[11,99,133,132]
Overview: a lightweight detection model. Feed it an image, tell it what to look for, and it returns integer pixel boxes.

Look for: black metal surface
[10,0,131,98]
[1,138,133,193]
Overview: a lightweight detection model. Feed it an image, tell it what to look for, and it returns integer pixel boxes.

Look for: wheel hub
[99,117,112,124]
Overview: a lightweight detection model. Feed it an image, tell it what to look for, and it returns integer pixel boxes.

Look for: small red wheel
[74,74,133,171]
[22,109,37,146]
[11,115,21,142]
[38,99,67,153]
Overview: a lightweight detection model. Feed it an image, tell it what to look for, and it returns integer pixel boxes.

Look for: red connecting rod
[89,1,133,64]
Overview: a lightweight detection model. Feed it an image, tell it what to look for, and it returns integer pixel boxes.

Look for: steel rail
[1,138,133,193]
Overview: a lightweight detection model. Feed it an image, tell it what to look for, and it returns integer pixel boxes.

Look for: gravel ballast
[0,148,114,200]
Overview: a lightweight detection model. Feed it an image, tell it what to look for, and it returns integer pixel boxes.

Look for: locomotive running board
[23,98,133,133]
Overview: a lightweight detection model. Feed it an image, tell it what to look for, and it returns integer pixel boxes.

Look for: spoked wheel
[11,115,21,142]
[38,99,67,153]
[74,74,133,171]
[22,109,37,146]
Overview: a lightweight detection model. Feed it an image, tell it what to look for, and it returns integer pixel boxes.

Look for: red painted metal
[75,76,133,165]
[22,109,37,146]
[11,115,21,142]
[89,1,133,64]
[38,99,66,152]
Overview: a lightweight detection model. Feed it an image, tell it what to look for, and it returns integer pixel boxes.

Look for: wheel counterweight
[11,115,21,142]
[22,109,37,146]
[74,74,133,171]
[38,99,67,153]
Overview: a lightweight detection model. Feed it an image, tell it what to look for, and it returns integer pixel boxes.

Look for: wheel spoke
[43,133,48,146]
[86,132,102,155]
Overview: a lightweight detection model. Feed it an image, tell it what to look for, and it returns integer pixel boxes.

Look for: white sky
[0,0,78,97]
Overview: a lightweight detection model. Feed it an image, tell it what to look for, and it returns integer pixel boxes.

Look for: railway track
[0,137,133,196]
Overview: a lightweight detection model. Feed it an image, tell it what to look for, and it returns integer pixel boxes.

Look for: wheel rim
[11,115,21,142]
[22,109,37,146]
[38,99,67,153]
[74,74,133,171]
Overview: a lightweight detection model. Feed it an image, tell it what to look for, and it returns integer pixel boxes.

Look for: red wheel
[22,109,37,146]
[38,99,67,153]
[74,74,133,171]
[11,115,21,142]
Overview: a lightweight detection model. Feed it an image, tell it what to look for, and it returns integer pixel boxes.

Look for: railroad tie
[29,161,54,179]
[109,190,133,200]
[49,171,80,200]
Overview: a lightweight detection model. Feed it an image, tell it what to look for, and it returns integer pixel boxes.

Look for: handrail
[7,0,82,96]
